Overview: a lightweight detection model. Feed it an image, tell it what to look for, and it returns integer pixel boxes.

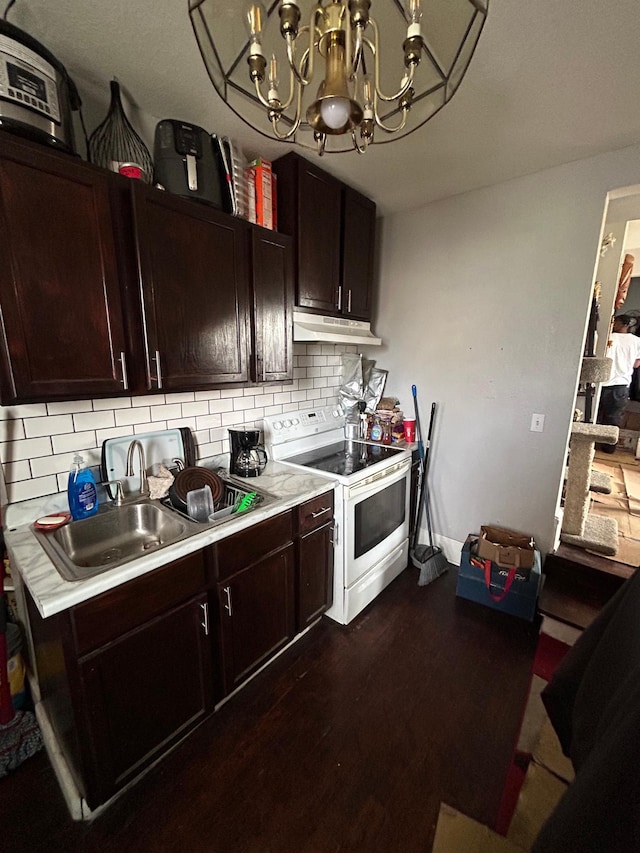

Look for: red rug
[495,632,572,835]
[532,632,571,682]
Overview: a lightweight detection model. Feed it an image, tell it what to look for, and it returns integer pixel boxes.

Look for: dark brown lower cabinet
[297,520,334,630]
[216,544,295,694]
[27,550,213,809]
[78,593,212,803]
[26,499,335,809]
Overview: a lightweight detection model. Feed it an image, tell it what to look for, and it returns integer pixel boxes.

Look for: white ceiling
[9,0,640,215]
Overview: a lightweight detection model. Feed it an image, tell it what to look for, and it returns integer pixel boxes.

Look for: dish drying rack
[162,480,263,525]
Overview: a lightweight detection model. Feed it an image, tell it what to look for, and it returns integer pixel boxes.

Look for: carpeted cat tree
[560,356,618,555]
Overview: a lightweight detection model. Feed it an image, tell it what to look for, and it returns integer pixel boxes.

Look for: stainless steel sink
[33,477,280,583]
[33,501,193,582]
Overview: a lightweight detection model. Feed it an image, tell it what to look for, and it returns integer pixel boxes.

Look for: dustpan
[410,391,448,585]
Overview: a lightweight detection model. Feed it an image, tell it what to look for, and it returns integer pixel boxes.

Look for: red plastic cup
[404,418,416,443]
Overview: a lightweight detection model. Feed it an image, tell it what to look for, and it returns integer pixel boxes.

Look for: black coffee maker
[228,429,268,477]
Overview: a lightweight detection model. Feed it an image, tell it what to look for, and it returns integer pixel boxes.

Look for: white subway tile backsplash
[195,389,224,401]
[221,410,246,427]
[4,460,31,482]
[0,403,47,419]
[132,394,163,408]
[0,419,25,444]
[208,399,234,414]
[52,431,96,455]
[0,344,348,501]
[30,454,73,478]
[73,411,116,432]
[164,392,196,404]
[134,422,167,435]
[10,475,59,503]
[92,397,132,411]
[244,408,265,423]
[232,397,257,411]
[115,407,152,427]
[47,400,93,415]
[181,401,209,418]
[95,426,133,445]
[195,413,222,431]
[25,414,74,438]
[254,394,274,407]
[151,404,182,421]
[3,436,52,461]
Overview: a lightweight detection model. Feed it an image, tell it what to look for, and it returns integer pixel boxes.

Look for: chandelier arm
[284,6,322,89]
[350,129,370,154]
[253,78,277,110]
[366,20,416,103]
[269,80,303,140]
[351,25,363,78]
[373,105,409,135]
[273,60,298,113]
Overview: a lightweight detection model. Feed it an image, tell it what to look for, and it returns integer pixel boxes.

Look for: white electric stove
[264,406,411,624]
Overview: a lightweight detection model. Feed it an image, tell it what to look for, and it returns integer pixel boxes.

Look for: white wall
[373,142,640,555]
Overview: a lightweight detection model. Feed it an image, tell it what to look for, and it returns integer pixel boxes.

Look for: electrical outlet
[530,413,545,432]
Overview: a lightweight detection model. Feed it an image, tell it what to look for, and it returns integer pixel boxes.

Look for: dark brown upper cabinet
[250,226,294,383]
[131,183,251,391]
[0,135,129,403]
[273,151,376,321]
[341,186,376,320]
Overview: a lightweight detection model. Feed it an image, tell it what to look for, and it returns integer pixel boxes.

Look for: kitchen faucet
[125,439,149,498]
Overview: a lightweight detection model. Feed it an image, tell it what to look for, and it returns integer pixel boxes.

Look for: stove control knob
[283,419,292,427]
[291,418,299,425]
[273,422,282,430]
[333,409,341,418]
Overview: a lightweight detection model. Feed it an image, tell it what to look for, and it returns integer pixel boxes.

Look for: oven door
[343,457,411,588]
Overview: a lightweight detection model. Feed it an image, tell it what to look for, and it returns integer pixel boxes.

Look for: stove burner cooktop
[286,441,403,477]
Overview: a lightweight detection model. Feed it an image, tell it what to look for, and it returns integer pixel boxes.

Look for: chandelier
[189,0,488,155]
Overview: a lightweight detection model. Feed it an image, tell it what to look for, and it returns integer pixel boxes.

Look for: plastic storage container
[67,453,98,520]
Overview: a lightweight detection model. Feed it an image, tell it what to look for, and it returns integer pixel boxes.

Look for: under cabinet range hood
[293,312,382,346]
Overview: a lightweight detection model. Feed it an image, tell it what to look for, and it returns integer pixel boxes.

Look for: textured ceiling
[8,0,640,214]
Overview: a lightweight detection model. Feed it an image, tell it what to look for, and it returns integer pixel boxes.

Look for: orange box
[250,157,273,229]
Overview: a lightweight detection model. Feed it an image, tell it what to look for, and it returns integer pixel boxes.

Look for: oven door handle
[346,458,411,498]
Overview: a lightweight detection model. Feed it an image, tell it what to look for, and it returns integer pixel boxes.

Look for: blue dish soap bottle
[67,453,98,520]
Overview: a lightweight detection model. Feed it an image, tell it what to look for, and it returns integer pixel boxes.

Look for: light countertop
[4,458,334,619]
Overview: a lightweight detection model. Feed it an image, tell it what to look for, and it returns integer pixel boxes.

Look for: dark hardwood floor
[4,566,539,853]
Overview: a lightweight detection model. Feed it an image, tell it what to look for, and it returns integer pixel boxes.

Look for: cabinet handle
[337,285,342,312]
[310,507,331,519]
[119,352,129,389]
[153,350,163,389]
[200,602,209,636]
[223,586,233,617]
[329,523,336,546]
[347,289,352,314]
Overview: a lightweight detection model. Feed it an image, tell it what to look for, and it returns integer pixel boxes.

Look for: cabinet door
[0,137,128,402]
[297,520,334,630]
[132,184,250,391]
[341,186,376,320]
[296,160,342,313]
[217,544,294,694]
[250,227,294,383]
[79,593,213,807]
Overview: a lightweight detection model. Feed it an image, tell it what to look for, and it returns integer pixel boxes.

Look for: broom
[410,394,448,585]
[0,570,42,777]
